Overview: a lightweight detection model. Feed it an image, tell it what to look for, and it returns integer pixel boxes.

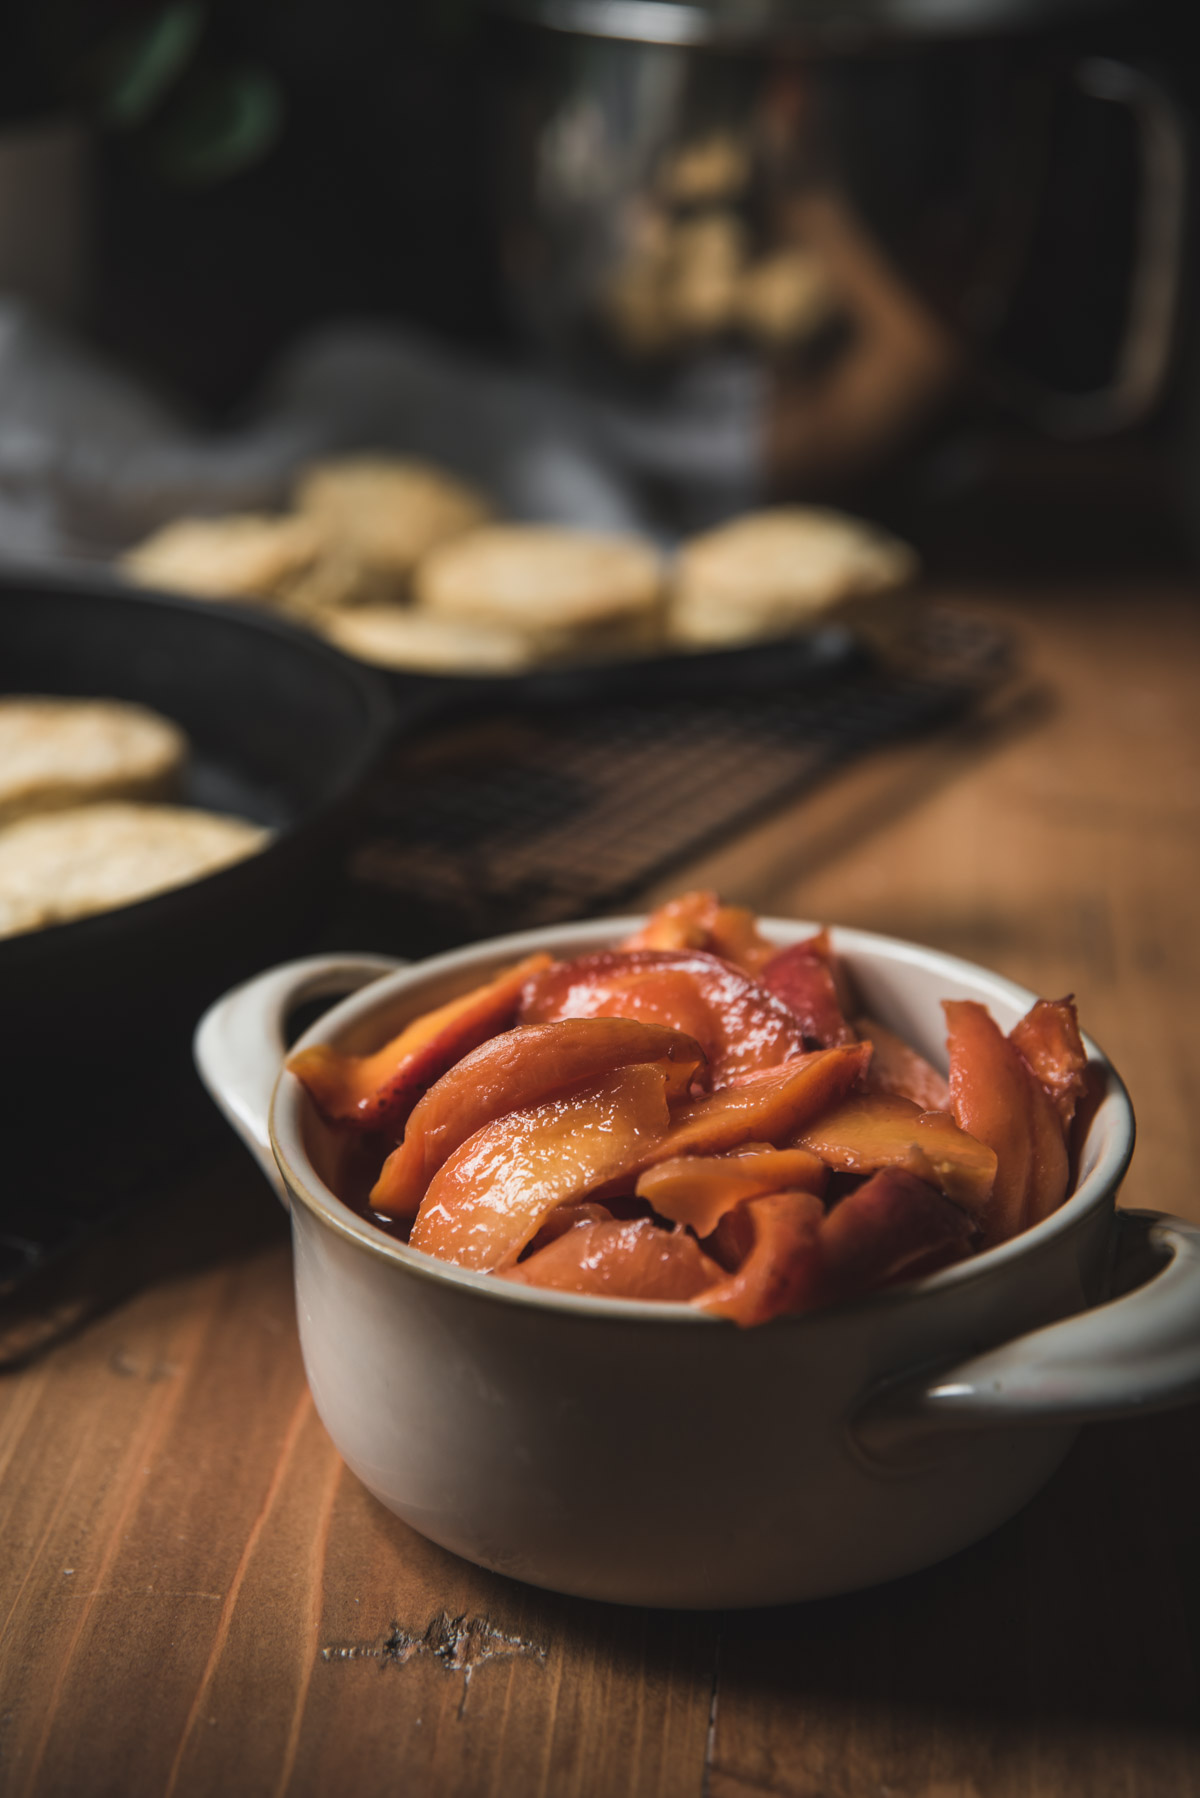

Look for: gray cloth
[0,299,765,563]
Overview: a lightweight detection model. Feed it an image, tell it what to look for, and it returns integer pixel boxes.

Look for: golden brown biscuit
[321,606,538,676]
[0,803,268,939]
[273,549,385,618]
[665,213,746,336]
[118,515,323,601]
[736,249,839,349]
[0,697,187,828]
[671,507,917,648]
[415,525,664,652]
[294,458,491,597]
[605,261,672,357]
[658,133,751,206]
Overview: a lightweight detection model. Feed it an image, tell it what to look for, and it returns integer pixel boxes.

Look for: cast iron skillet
[0,566,395,1058]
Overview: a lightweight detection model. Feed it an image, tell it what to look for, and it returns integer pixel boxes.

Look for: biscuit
[665,213,746,337]
[321,606,538,676]
[118,515,323,601]
[273,549,383,619]
[736,250,838,349]
[415,526,664,648]
[605,261,673,357]
[294,458,491,595]
[0,803,268,939]
[0,697,187,828]
[671,507,917,648]
[658,133,751,206]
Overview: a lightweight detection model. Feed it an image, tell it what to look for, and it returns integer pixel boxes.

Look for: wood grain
[2,586,1199,1797]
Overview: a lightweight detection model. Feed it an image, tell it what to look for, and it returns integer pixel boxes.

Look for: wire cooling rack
[339,606,1015,952]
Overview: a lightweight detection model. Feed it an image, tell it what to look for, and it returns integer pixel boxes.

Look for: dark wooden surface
[2,585,1199,1798]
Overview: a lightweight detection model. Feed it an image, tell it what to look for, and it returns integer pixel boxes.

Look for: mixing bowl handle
[993,59,1186,438]
[853,1211,1200,1465]
[194,953,405,1202]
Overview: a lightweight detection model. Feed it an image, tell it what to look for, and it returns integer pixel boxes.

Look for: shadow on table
[0,1139,288,1369]
[709,1409,1200,1735]
[357,1403,1200,1755]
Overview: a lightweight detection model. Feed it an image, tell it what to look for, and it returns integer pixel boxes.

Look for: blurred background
[0,0,1196,573]
[2,0,1198,1396]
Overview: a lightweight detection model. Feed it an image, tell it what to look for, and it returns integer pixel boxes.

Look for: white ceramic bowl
[195,918,1200,1609]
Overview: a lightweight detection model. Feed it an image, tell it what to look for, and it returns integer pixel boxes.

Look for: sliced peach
[692,1192,826,1326]
[857,1016,951,1111]
[703,1203,757,1274]
[636,1147,827,1238]
[1021,1098,1074,1231]
[371,1017,706,1221]
[519,948,806,1087]
[622,889,776,975]
[944,1000,1068,1245]
[570,968,720,1068]
[795,1091,996,1218]
[622,890,720,954]
[503,1217,723,1302]
[1010,997,1089,1131]
[524,1200,615,1256]
[409,1063,671,1272]
[289,952,552,1135]
[816,1168,974,1302]
[761,934,857,1047]
[651,1042,872,1162]
[705,905,778,977]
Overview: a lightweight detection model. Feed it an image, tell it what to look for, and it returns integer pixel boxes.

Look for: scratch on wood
[163,1387,315,1798]
[704,1767,798,1798]
[321,1610,546,1711]
[62,1587,223,1601]
[24,1306,220,1798]
[108,1346,179,1380]
[271,1446,342,1798]
[701,1613,725,1798]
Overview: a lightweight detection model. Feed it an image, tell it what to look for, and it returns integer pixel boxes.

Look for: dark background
[4,0,1198,574]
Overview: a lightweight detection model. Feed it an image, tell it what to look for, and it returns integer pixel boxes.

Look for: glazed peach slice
[856,1016,950,1111]
[524,1200,615,1253]
[504,1217,723,1302]
[636,1146,827,1238]
[795,1091,996,1218]
[623,889,777,975]
[648,1042,872,1163]
[409,1063,671,1272]
[692,1192,826,1327]
[543,967,720,1067]
[288,953,552,1135]
[519,949,806,1086]
[703,904,779,977]
[761,932,857,1047]
[1010,997,1089,1130]
[371,1018,705,1221]
[944,1000,1068,1245]
[622,889,722,954]
[697,1167,973,1326]
[816,1167,974,1302]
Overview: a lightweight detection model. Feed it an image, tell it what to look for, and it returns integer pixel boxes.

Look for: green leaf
[102,3,206,130]
[153,66,284,185]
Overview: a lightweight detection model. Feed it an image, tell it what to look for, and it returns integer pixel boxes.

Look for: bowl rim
[269,914,1135,1327]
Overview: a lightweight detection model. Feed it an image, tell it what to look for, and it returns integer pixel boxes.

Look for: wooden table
[3,584,1199,1798]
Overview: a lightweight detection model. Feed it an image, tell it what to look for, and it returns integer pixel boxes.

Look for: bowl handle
[193,953,404,1202]
[852,1211,1200,1465]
